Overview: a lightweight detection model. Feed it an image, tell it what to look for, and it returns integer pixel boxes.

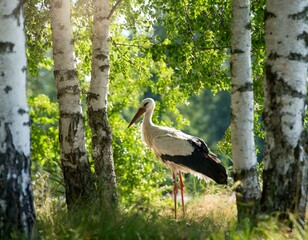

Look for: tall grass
[32,177,307,240]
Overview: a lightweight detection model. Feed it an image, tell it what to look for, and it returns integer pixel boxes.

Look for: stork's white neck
[142,107,156,148]
[143,107,154,126]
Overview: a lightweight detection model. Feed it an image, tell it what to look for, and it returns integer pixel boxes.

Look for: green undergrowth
[33,187,307,240]
[36,199,234,239]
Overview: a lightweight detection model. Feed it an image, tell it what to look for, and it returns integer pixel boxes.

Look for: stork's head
[128,98,155,128]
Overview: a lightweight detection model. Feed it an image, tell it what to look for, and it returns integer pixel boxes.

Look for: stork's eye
[144,102,149,107]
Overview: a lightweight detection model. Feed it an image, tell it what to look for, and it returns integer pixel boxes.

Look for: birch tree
[87,0,118,208]
[50,0,94,207]
[230,0,261,220]
[0,0,35,237]
[261,0,308,224]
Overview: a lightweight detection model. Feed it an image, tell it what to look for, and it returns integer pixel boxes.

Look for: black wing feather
[161,137,227,184]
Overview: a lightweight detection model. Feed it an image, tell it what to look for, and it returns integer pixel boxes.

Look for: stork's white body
[128,98,227,218]
[142,112,206,179]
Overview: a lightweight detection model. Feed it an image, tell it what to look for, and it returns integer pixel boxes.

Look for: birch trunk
[0,0,35,237]
[50,0,94,207]
[230,0,261,220]
[261,0,308,224]
[87,0,118,209]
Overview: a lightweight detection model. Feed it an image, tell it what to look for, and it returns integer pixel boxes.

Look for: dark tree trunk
[0,0,36,237]
[87,107,118,207]
[87,0,118,210]
[0,125,36,238]
[261,0,308,226]
[50,0,95,208]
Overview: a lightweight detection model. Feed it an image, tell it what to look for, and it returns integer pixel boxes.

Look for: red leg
[173,172,178,219]
[179,171,185,217]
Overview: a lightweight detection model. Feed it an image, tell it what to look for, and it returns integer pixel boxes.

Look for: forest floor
[34,186,307,240]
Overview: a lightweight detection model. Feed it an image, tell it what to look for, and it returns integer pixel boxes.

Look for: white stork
[128,98,227,218]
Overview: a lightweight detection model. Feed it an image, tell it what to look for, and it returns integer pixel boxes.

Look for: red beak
[128,107,147,128]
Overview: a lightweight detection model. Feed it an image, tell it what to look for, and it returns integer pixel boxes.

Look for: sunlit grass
[32,178,307,240]
[185,189,236,227]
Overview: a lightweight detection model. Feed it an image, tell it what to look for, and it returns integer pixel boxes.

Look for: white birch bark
[50,0,94,207]
[230,0,261,218]
[0,0,35,237]
[262,0,308,224]
[89,0,110,112]
[87,0,118,208]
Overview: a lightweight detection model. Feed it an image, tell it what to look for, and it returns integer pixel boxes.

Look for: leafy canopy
[25,0,266,206]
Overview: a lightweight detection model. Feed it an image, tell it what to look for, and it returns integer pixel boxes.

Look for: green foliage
[72,0,93,94]
[217,127,232,162]
[25,0,235,208]
[28,95,63,197]
[111,114,169,207]
[25,0,56,102]
[27,63,57,101]
[24,0,52,76]
[179,90,231,150]
[120,0,232,95]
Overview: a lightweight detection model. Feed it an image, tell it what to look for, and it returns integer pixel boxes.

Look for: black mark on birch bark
[0,42,15,53]
[232,49,245,54]
[87,92,100,101]
[288,52,308,62]
[268,52,282,60]
[230,110,236,122]
[232,82,253,93]
[288,7,308,21]
[297,31,308,47]
[3,0,24,25]
[54,69,78,82]
[245,22,251,30]
[54,50,64,56]
[239,5,249,10]
[23,121,31,126]
[265,64,305,99]
[18,108,27,115]
[66,113,83,145]
[97,16,108,21]
[57,85,80,98]
[59,24,65,30]
[4,86,12,93]
[234,166,256,179]
[61,112,83,119]
[4,123,14,148]
[99,65,109,72]
[265,11,276,20]
[95,54,108,61]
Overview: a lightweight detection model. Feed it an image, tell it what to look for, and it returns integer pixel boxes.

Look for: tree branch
[112,40,229,51]
[107,0,122,19]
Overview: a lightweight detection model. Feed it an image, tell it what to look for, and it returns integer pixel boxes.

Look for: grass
[31,183,308,240]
